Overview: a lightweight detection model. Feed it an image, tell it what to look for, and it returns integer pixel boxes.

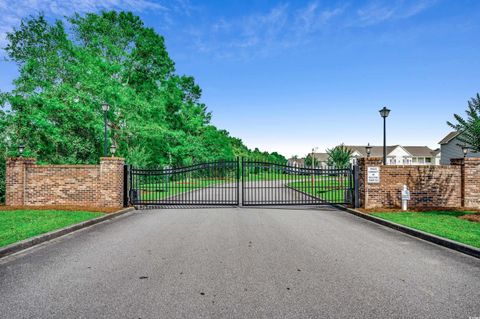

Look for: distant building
[287,157,305,167]
[439,131,480,165]
[345,145,440,165]
[288,145,441,168]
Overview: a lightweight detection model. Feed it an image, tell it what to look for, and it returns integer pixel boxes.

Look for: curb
[0,207,135,259]
[335,205,480,259]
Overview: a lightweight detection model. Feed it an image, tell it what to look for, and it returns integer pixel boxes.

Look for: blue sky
[1,0,479,157]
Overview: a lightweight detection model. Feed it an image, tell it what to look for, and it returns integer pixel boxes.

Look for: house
[287,157,305,167]
[311,152,329,168]
[439,131,480,165]
[287,153,329,168]
[288,145,440,168]
[344,145,441,165]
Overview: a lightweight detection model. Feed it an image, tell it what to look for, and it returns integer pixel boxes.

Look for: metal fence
[129,160,239,206]
[242,159,355,206]
[127,158,356,207]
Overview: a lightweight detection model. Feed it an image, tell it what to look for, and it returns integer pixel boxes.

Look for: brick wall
[358,157,480,210]
[453,158,480,208]
[5,157,124,208]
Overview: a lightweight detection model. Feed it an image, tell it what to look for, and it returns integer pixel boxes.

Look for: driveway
[0,206,479,318]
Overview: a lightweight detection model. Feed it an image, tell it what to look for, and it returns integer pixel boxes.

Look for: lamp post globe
[379,107,390,118]
[110,144,117,157]
[18,144,25,156]
[365,143,372,158]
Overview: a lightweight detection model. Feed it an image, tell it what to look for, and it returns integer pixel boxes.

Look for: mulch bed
[0,205,122,213]
[459,214,480,223]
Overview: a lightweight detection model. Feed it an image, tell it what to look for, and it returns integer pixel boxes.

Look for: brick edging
[0,207,135,259]
[334,205,480,259]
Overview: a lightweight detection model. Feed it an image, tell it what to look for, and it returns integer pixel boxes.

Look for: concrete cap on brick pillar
[6,157,36,165]
[100,157,125,163]
[358,157,383,165]
[451,157,480,165]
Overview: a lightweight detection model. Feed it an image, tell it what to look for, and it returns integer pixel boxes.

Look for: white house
[345,145,441,165]
[288,145,440,168]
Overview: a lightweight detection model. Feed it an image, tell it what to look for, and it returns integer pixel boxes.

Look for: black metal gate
[127,158,357,207]
[242,160,355,206]
[129,160,239,206]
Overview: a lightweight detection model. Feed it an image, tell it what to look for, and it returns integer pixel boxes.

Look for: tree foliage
[0,11,285,170]
[326,144,352,168]
[0,110,8,203]
[304,153,316,168]
[447,93,480,152]
[0,11,286,202]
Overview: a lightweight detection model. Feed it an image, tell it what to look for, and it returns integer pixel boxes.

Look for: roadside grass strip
[0,210,104,247]
[371,211,480,248]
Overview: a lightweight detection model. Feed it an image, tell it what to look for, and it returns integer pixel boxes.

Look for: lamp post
[102,103,110,157]
[311,147,316,169]
[18,144,25,157]
[365,143,372,158]
[379,107,391,164]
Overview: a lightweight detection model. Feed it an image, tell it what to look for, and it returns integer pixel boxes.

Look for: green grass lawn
[371,211,480,248]
[244,172,309,181]
[0,210,104,247]
[138,178,234,201]
[287,178,352,203]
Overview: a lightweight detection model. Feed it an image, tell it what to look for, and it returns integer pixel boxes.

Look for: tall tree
[326,144,352,168]
[0,11,285,174]
[447,93,480,152]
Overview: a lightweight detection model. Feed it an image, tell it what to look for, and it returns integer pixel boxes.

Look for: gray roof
[439,131,460,145]
[287,158,304,166]
[345,145,438,157]
[403,146,438,157]
[345,145,397,157]
[312,152,329,162]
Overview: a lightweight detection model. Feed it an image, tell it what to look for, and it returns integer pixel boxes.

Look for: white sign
[367,167,380,183]
[401,186,411,200]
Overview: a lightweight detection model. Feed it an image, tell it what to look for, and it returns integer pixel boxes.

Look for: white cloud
[187,0,438,60]
[189,2,347,60]
[0,0,166,51]
[355,0,436,26]
[295,1,346,32]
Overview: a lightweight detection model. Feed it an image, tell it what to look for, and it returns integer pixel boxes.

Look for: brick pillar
[452,158,480,209]
[5,157,36,206]
[358,157,383,209]
[99,157,125,208]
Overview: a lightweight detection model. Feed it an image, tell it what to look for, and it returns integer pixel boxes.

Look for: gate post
[5,157,36,206]
[241,157,245,207]
[99,157,125,208]
[123,164,130,207]
[353,164,360,208]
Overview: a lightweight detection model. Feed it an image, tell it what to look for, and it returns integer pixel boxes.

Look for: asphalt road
[0,206,479,319]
